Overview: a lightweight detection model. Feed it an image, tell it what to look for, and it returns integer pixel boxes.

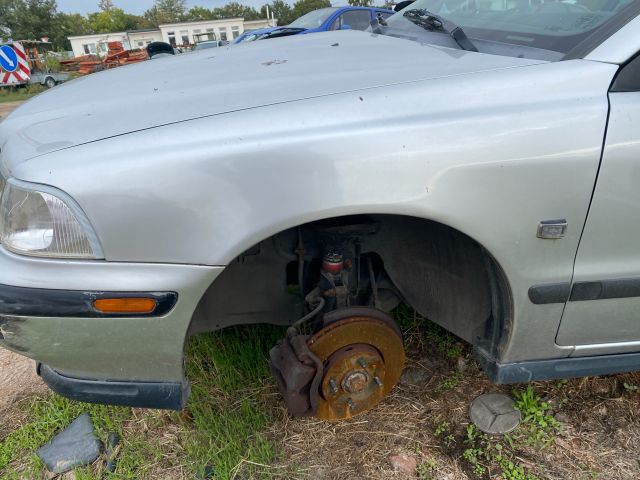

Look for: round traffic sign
[0,45,19,73]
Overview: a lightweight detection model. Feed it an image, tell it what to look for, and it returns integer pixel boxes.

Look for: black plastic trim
[0,283,177,318]
[570,278,640,302]
[530,277,640,304]
[528,283,571,305]
[38,363,189,410]
[475,348,640,384]
[611,52,640,92]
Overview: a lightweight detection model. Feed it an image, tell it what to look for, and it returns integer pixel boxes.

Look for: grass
[0,324,285,480]
[458,385,564,479]
[2,308,640,479]
[0,85,46,103]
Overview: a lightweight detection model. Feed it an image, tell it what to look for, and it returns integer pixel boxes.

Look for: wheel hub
[307,311,405,421]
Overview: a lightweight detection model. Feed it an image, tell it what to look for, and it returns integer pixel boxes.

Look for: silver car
[1,0,640,420]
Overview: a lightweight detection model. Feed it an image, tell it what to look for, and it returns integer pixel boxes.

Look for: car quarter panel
[0,246,221,381]
[8,59,617,363]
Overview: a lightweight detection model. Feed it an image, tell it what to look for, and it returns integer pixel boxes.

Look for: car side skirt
[38,363,189,410]
[475,347,640,384]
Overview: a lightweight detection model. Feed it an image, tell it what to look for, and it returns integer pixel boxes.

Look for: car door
[556,53,640,352]
[329,9,375,31]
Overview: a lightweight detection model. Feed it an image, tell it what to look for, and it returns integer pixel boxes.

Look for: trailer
[0,41,69,88]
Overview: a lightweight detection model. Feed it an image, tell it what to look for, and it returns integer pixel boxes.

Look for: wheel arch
[188,212,514,360]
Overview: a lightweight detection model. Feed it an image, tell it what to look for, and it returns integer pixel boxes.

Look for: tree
[261,0,294,25]
[348,0,373,5]
[52,12,92,49]
[98,0,114,11]
[10,0,60,41]
[0,0,19,40]
[144,0,186,26]
[290,0,331,22]
[88,7,139,33]
[211,2,261,21]
[185,6,213,21]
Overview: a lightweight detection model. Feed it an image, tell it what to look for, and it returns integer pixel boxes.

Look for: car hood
[0,30,541,168]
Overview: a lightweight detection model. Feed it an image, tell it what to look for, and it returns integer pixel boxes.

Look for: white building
[68,18,275,58]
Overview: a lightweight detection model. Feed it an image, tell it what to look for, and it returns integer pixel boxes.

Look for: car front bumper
[0,246,222,408]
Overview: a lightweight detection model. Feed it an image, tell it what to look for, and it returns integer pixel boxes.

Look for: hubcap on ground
[307,312,405,421]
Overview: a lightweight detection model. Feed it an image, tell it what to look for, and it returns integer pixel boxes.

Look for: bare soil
[0,102,22,120]
[0,101,45,416]
[268,321,640,480]
[0,350,46,414]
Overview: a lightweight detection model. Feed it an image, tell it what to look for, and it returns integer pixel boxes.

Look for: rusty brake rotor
[307,311,405,421]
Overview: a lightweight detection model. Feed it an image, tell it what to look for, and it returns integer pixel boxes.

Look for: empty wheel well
[188,214,512,357]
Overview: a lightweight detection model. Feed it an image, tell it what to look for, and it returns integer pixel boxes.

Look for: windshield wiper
[402,9,478,52]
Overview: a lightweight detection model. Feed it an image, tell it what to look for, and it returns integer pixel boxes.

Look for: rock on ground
[388,454,418,475]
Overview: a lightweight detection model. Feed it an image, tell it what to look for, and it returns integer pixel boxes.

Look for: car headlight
[0,178,103,259]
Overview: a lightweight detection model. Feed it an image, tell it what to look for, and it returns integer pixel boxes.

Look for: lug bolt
[357,358,368,369]
[374,376,383,388]
[346,398,355,409]
[329,378,339,394]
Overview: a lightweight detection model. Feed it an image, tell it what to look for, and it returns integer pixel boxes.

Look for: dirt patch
[270,321,640,480]
[0,350,46,414]
[0,101,22,120]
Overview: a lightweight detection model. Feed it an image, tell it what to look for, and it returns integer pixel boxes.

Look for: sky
[56,0,271,15]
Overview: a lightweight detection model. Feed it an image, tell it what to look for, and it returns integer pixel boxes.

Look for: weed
[623,382,639,392]
[435,370,463,393]
[425,324,463,359]
[462,424,539,480]
[0,84,46,103]
[434,421,449,436]
[417,458,438,479]
[0,324,285,480]
[179,325,285,479]
[513,386,561,446]
[0,396,131,478]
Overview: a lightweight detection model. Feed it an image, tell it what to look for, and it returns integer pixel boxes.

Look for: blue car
[234,6,395,44]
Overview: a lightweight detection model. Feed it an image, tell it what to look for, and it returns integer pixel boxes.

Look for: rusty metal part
[269,327,323,417]
[307,311,404,421]
[321,306,403,339]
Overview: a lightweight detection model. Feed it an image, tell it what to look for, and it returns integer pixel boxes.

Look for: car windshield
[195,41,218,50]
[386,0,637,54]
[289,8,339,28]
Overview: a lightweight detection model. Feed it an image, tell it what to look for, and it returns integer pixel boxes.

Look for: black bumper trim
[474,347,640,384]
[0,283,177,318]
[38,363,189,410]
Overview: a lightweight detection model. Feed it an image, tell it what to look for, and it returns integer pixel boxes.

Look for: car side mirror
[340,24,352,30]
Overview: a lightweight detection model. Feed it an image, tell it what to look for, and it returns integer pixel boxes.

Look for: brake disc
[307,311,405,421]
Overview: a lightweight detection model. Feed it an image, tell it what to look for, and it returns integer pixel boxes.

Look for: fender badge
[537,220,568,239]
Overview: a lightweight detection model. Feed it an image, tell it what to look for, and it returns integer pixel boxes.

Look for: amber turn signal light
[93,297,158,314]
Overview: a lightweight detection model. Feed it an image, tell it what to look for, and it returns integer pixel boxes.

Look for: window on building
[231,26,240,39]
[219,27,227,41]
[180,30,189,45]
[82,43,96,55]
[194,29,201,34]
[100,43,108,53]
[137,41,144,47]
[167,31,176,47]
